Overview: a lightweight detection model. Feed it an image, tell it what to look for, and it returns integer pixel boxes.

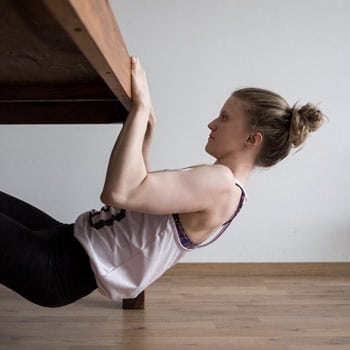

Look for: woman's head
[232,87,324,167]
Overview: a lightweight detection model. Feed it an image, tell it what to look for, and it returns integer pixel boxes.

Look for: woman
[0,57,324,307]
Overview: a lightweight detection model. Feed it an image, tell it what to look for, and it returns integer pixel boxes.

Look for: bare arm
[101,57,151,203]
[101,57,234,215]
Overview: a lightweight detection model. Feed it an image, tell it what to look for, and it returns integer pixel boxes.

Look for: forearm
[101,106,149,202]
[142,129,151,172]
[142,109,155,172]
[101,56,156,205]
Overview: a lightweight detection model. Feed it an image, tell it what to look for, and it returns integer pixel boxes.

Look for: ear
[245,131,263,148]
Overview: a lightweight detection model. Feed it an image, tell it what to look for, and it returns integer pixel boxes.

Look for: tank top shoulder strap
[196,178,247,248]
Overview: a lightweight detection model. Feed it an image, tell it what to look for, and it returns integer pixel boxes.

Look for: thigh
[53,225,98,306]
[0,190,61,230]
[0,212,55,305]
[0,213,96,307]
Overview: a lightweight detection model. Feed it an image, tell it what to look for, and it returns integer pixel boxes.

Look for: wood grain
[122,291,145,310]
[43,0,131,109]
[166,262,350,277]
[1,265,350,349]
[0,0,130,124]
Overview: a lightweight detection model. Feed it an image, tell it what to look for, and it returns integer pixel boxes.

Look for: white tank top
[74,179,246,300]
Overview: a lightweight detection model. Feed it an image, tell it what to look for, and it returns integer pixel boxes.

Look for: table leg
[122,290,145,309]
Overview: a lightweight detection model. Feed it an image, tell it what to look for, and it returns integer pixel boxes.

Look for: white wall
[1,0,349,262]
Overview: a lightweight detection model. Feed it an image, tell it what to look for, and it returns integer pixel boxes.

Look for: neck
[214,157,255,186]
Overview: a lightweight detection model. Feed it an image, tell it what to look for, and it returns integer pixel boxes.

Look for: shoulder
[193,164,242,210]
[177,164,237,210]
[188,164,234,190]
[181,163,230,175]
[161,163,236,211]
[176,164,241,239]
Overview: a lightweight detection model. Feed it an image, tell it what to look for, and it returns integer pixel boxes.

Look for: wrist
[127,105,149,124]
[131,102,150,115]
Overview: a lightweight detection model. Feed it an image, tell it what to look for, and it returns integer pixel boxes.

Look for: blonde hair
[233,87,324,167]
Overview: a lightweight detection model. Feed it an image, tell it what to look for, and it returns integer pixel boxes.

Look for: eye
[220,113,228,121]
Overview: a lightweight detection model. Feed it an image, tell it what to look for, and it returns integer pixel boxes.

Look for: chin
[205,143,215,158]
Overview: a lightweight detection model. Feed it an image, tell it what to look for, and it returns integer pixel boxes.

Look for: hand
[131,56,152,114]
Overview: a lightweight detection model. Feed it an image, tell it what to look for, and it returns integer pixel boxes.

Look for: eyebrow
[221,110,229,117]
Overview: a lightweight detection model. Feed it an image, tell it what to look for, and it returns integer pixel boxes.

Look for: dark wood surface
[122,291,145,310]
[0,0,131,124]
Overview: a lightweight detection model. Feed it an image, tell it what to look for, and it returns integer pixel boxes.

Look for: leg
[0,190,62,230]
[0,213,97,307]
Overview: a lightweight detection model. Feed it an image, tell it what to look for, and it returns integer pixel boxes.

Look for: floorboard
[1,275,350,349]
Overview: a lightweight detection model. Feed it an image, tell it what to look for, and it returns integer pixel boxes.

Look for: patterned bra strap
[172,213,197,250]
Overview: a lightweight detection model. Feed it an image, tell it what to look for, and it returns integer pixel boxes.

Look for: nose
[208,118,217,131]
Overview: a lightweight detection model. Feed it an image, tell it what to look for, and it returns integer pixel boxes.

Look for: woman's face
[205,96,251,160]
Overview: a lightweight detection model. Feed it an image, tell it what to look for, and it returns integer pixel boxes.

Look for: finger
[131,56,138,74]
[131,56,142,69]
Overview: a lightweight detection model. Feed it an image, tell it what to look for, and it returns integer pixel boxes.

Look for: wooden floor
[1,274,350,350]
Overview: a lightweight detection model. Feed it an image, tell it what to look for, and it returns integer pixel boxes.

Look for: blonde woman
[0,57,323,307]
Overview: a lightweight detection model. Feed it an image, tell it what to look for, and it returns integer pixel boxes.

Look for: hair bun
[289,103,324,147]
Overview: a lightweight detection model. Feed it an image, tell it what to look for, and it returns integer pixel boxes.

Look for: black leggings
[0,190,97,307]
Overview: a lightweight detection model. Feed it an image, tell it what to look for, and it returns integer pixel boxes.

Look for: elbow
[100,191,110,205]
[100,190,128,208]
[100,175,148,208]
